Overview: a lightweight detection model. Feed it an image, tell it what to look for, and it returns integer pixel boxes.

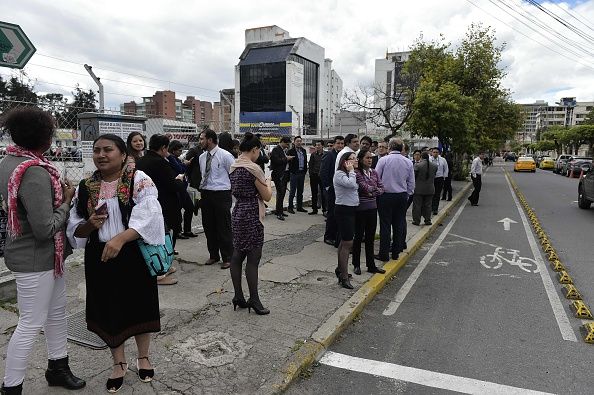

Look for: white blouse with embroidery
[67,170,165,248]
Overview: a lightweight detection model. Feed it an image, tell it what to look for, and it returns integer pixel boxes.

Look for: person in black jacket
[136,134,186,252]
[255,134,269,172]
[441,151,453,201]
[269,136,293,220]
[321,135,344,245]
[308,140,325,215]
[286,136,308,214]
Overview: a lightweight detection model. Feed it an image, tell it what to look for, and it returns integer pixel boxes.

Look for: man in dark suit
[269,136,293,221]
[286,136,308,214]
[183,140,202,214]
[136,134,186,284]
[308,140,325,215]
[255,133,269,172]
[321,135,344,246]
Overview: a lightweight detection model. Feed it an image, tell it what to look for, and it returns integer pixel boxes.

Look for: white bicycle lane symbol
[480,247,539,273]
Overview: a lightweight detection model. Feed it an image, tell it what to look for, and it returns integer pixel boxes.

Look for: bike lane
[288,165,591,394]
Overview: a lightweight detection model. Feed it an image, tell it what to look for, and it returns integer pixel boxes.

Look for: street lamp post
[288,105,301,136]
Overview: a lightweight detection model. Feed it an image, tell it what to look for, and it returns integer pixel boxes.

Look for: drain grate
[66,310,107,350]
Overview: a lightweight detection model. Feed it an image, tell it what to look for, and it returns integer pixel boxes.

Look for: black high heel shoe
[106,362,127,393]
[340,278,354,289]
[334,268,353,283]
[232,296,248,311]
[247,298,270,315]
[136,357,154,383]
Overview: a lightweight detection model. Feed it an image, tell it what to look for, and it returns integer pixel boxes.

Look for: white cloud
[4,0,594,109]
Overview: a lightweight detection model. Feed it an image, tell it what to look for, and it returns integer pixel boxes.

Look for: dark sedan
[565,157,592,177]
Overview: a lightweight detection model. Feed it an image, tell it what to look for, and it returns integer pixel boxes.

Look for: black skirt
[84,234,160,348]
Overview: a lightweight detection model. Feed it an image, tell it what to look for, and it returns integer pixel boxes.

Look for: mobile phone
[95,202,108,217]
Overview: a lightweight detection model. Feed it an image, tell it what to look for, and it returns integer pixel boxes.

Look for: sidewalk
[0,180,470,394]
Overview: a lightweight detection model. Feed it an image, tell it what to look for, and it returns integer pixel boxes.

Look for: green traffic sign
[0,21,36,69]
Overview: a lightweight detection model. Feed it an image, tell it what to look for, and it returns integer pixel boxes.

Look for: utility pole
[84,64,104,112]
[288,105,300,136]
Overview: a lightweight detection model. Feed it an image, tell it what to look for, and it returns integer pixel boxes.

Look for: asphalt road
[287,162,594,395]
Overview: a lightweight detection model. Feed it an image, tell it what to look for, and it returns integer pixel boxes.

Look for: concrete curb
[262,179,473,394]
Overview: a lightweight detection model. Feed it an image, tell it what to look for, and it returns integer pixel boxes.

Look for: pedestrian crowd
[0,106,483,394]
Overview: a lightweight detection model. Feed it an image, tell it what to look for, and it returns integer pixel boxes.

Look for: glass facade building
[288,55,319,133]
[239,62,286,113]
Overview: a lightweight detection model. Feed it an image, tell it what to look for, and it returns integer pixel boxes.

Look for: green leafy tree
[0,74,38,112]
[61,85,97,129]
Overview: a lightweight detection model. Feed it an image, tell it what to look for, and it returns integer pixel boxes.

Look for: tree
[0,73,38,112]
[38,93,68,126]
[60,85,97,129]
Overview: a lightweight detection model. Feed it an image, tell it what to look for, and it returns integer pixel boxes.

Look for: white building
[235,25,342,139]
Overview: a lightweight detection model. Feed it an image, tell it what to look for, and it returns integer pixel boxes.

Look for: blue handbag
[136,232,174,277]
[127,171,174,276]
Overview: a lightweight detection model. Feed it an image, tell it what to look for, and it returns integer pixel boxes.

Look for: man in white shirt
[468,152,484,206]
[199,129,235,269]
[430,147,449,215]
[335,133,360,171]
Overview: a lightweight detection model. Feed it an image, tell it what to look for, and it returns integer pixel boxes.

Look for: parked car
[514,156,536,172]
[565,157,592,177]
[539,157,555,170]
[578,162,594,209]
[554,154,573,174]
[504,152,517,162]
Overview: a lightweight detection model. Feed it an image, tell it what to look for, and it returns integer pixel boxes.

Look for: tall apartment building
[184,96,214,127]
[234,25,343,138]
[121,90,213,125]
[518,97,594,143]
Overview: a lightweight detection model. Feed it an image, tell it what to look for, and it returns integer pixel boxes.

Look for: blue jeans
[378,192,408,258]
[288,171,306,209]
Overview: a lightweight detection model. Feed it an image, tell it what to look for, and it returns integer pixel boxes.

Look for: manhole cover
[66,310,107,350]
[172,331,249,367]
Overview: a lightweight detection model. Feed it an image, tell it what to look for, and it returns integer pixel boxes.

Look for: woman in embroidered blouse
[353,149,385,275]
[67,134,164,393]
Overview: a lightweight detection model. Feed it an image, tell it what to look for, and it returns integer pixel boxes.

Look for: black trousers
[469,174,482,204]
[432,177,444,212]
[353,208,378,268]
[442,177,452,200]
[378,192,408,257]
[289,171,306,209]
[273,172,288,215]
[180,190,194,233]
[200,190,233,262]
[324,186,338,242]
[310,174,324,212]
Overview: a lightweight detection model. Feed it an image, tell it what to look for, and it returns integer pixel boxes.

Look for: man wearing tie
[430,147,449,215]
[199,129,235,269]
[468,152,484,206]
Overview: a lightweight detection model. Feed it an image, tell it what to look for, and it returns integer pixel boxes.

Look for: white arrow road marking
[0,28,25,61]
[383,198,467,316]
[320,351,555,395]
[505,173,576,342]
[497,217,517,231]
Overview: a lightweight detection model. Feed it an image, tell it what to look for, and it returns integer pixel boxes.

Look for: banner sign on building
[239,111,292,135]
[98,121,143,140]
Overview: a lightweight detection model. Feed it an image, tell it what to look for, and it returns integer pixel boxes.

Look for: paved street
[288,162,594,394]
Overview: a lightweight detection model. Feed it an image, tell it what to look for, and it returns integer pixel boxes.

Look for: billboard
[239,111,292,135]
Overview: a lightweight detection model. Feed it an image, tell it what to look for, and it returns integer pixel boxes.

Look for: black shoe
[136,357,154,383]
[353,266,362,275]
[45,356,86,390]
[247,298,270,315]
[374,254,389,262]
[282,213,289,217]
[447,198,452,201]
[425,221,432,225]
[232,296,248,310]
[106,362,127,393]
[296,208,308,213]
[471,203,479,206]
[308,210,318,215]
[288,208,295,214]
[277,215,285,221]
[183,232,198,238]
[1,382,23,395]
[177,233,189,240]
[193,199,201,216]
[411,221,420,226]
[324,239,336,246]
[174,250,179,255]
[432,211,438,215]
[391,253,399,260]
[340,279,354,289]
[368,266,386,274]
[334,268,352,280]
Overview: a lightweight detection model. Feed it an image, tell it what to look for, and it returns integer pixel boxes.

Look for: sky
[4,0,594,110]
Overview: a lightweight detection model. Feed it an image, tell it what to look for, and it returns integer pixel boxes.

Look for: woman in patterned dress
[229,133,272,315]
[67,134,165,393]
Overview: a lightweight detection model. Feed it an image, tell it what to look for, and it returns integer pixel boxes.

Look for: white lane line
[449,233,501,248]
[320,351,555,395]
[383,198,468,316]
[505,173,577,342]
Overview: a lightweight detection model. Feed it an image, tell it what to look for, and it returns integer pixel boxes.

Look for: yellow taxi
[539,157,555,170]
[514,157,536,172]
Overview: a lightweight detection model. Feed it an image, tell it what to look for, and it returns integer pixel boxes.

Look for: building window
[240,62,286,113]
[288,55,319,133]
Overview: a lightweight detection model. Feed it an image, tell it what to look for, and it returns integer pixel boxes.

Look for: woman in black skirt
[67,134,165,393]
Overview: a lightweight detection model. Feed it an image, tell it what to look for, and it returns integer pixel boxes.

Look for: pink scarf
[6,145,65,278]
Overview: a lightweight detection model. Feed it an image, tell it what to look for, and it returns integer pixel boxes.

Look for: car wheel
[578,185,592,209]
